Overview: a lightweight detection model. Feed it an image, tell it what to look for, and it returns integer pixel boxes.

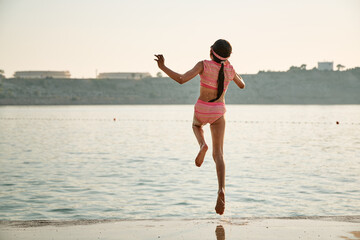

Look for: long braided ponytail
[209,39,232,102]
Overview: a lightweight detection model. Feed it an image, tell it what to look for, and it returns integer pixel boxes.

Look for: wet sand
[1,216,359,240]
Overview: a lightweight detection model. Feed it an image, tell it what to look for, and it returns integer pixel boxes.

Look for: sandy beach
[1,216,359,240]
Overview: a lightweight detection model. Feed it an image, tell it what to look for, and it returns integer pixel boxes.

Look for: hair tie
[211,49,229,61]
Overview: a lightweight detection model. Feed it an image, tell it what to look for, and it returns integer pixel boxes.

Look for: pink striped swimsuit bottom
[194,99,226,124]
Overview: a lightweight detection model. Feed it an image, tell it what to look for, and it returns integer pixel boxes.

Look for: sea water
[0,105,359,220]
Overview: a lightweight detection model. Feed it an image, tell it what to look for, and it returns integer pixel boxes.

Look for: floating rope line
[0,117,359,125]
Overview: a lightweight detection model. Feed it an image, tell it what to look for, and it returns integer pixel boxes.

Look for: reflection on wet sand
[340,231,360,240]
[215,225,225,240]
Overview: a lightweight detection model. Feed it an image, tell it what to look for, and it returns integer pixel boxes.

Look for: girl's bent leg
[192,114,208,167]
[210,116,226,215]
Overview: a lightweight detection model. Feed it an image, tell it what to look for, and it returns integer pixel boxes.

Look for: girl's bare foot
[215,189,225,215]
[195,144,208,167]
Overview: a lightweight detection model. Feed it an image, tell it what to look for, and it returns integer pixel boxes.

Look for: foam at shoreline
[1,215,360,227]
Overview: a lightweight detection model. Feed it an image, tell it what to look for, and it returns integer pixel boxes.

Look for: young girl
[154,39,245,215]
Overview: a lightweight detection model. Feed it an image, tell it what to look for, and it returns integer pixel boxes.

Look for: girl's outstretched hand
[154,54,165,69]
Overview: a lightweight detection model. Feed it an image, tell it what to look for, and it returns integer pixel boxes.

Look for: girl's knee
[212,151,223,161]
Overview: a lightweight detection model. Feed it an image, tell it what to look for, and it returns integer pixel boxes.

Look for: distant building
[317,62,333,71]
[14,71,71,79]
[97,72,151,80]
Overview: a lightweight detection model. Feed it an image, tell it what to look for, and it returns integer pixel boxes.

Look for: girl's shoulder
[203,59,234,70]
[202,60,233,68]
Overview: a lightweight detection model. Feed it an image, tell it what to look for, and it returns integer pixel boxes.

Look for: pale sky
[0,0,359,78]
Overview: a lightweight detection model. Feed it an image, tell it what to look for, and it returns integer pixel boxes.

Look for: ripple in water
[0,105,359,220]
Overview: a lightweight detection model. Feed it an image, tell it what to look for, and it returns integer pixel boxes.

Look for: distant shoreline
[1,69,359,105]
[1,103,360,106]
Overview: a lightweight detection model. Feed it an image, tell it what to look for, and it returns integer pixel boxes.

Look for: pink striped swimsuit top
[200,60,236,91]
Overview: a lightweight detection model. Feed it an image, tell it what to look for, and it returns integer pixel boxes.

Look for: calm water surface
[0,105,359,220]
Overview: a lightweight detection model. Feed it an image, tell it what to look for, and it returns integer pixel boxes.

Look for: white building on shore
[14,71,71,79]
[97,72,151,80]
[318,62,333,71]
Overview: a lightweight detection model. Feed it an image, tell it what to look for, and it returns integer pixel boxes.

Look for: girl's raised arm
[233,73,245,89]
[154,54,203,84]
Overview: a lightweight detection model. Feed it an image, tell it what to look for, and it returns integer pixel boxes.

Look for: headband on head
[211,48,229,61]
